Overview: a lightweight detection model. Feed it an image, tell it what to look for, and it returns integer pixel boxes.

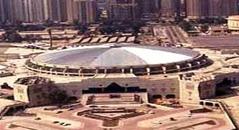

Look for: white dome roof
[33,43,200,69]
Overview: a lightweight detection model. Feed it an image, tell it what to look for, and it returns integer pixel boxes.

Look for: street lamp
[47,28,53,49]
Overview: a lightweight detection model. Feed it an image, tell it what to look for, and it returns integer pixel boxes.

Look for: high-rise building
[108,0,140,21]
[1,0,14,23]
[32,0,45,22]
[0,0,26,23]
[12,0,25,22]
[138,0,160,15]
[0,0,4,23]
[42,0,74,22]
[160,0,181,17]
[186,0,238,19]
[2,0,238,24]
[207,0,238,18]
[74,0,97,23]
[0,0,5,23]
[96,0,109,21]
[21,0,46,23]
[65,0,76,23]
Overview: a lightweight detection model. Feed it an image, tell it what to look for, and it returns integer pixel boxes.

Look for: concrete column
[50,68,53,75]
[104,69,107,74]
[95,69,98,75]
[52,66,57,75]
[197,61,200,65]
[63,70,66,76]
[121,68,125,74]
[176,65,180,71]
[78,69,82,77]
[187,63,192,68]
[213,103,216,108]
[63,67,68,76]
[146,67,150,76]
[130,68,133,74]
[162,66,166,74]
[41,65,46,73]
[39,67,42,73]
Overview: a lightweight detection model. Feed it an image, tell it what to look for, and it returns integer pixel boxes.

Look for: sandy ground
[0,47,8,54]
[0,64,6,69]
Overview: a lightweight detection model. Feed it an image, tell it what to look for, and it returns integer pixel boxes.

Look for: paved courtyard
[0,104,233,130]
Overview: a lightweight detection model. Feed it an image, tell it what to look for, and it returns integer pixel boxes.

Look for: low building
[11,68,239,106]
[179,74,215,104]
[209,26,228,36]
[228,15,239,32]
[13,76,56,107]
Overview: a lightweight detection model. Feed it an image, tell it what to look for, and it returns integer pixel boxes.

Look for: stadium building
[25,43,210,76]
[14,43,239,106]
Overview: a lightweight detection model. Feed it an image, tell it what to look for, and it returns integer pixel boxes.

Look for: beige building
[160,0,180,18]
[74,0,97,23]
[186,0,208,19]
[179,74,215,104]
[0,0,5,22]
[208,0,238,18]
[12,73,219,106]
[228,15,239,31]
[13,76,56,107]
[186,0,238,20]
[12,66,239,106]
[108,0,139,21]
[0,0,95,23]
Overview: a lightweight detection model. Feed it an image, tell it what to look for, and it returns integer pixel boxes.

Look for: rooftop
[32,43,200,69]
[14,76,51,86]
[228,15,239,20]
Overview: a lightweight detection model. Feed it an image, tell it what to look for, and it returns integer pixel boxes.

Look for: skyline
[0,0,238,24]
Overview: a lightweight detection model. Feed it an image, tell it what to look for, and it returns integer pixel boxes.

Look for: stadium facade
[13,43,239,106]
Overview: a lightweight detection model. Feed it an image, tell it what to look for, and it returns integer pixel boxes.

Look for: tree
[44,18,54,27]
[15,20,24,31]
[24,34,36,43]
[49,89,69,105]
[1,82,12,89]
[178,21,193,32]
[200,24,209,33]
[74,22,88,34]
[2,29,22,42]
[130,21,145,36]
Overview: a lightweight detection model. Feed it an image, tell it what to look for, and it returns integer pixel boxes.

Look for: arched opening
[151,95,163,104]
[152,95,162,99]
[165,94,176,99]
[216,78,232,88]
[205,102,213,107]
[215,103,220,108]
[199,101,204,105]
[216,78,233,96]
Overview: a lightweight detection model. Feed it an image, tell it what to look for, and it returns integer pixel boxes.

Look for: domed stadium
[25,43,210,76]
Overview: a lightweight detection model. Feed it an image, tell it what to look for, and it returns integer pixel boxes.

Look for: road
[153,25,189,46]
